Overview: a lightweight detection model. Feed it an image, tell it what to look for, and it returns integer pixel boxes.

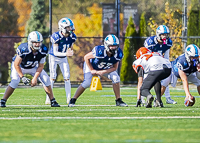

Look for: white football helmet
[185,44,200,63]
[58,17,75,35]
[28,31,43,50]
[104,34,119,55]
[156,25,170,41]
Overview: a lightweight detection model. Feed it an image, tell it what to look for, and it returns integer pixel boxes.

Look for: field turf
[0,86,200,143]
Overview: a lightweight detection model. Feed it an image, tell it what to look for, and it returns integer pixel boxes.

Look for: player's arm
[96,62,119,76]
[178,69,191,98]
[31,58,45,87]
[84,51,96,75]
[14,55,23,78]
[53,44,73,57]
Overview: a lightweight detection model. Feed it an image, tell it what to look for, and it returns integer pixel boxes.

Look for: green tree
[187,0,200,46]
[24,0,49,39]
[120,16,138,83]
[0,0,19,84]
[139,12,148,47]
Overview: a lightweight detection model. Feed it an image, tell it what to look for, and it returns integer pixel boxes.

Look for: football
[184,96,195,107]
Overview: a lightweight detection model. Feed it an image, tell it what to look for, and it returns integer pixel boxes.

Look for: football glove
[21,76,30,85]
[135,99,142,107]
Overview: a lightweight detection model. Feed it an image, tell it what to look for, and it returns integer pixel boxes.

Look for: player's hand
[21,76,30,85]
[66,48,74,56]
[135,99,142,107]
[91,70,97,75]
[96,70,104,76]
[31,78,37,87]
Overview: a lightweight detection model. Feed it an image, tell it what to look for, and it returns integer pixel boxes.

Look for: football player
[45,17,76,105]
[144,25,177,104]
[0,31,60,107]
[68,34,128,107]
[162,44,200,104]
[133,47,172,108]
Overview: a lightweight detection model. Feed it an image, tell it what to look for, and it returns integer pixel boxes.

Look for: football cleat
[141,96,146,106]
[146,95,154,108]
[166,97,177,104]
[68,98,77,107]
[50,98,60,107]
[0,99,6,107]
[116,98,128,107]
[154,99,164,107]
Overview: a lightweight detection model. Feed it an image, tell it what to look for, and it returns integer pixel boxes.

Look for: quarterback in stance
[133,47,172,108]
[161,44,200,106]
[45,17,76,104]
[0,31,60,107]
[144,25,177,104]
[68,34,128,107]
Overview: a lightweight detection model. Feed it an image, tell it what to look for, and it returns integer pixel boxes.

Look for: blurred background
[0,0,200,85]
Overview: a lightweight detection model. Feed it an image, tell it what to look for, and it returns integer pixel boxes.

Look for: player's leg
[39,69,60,107]
[107,71,128,107]
[68,72,93,107]
[161,73,177,104]
[188,72,200,95]
[1,63,20,107]
[59,57,71,104]
[45,55,57,104]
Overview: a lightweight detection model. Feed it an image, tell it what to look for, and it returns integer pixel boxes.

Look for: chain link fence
[0,0,199,84]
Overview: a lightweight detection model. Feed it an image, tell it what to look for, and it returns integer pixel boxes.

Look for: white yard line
[0,116,200,120]
[5,105,136,107]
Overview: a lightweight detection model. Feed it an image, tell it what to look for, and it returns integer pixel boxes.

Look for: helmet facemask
[58,18,74,37]
[185,44,200,64]
[104,34,119,56]
[156,25,170,43]
[28,31,43,50]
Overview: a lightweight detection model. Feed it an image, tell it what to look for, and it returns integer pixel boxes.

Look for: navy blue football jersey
[144,36,173,55]
[172,54,198,78]
[91,45,123,70]
[49,31,77,58]
[13,43,48,69]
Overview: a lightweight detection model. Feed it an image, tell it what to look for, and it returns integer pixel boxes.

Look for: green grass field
[0,86,200,143]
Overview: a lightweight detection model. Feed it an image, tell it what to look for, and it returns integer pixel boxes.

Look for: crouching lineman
[68,34,128,107]
[132,47,171,108]
[0,31,60,107]
[161,44,200,104]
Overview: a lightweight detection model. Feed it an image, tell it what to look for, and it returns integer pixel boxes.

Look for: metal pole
[116,0,120,38]
[182,0,187,51]
[49,0,52,49]
[116,0,121,75]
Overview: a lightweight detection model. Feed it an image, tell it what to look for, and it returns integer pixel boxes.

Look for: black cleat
[116,98,128,107]
[154,99,164,107]
[51,98,60,107]
[146,95,154,108]
[68,98,77,107]
[135,99,142,107]
[0,99,6,107]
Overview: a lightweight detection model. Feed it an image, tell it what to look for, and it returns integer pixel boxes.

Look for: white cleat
[166,97,177,104]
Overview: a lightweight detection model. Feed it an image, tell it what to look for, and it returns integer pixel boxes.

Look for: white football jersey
[132,53,171,74]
